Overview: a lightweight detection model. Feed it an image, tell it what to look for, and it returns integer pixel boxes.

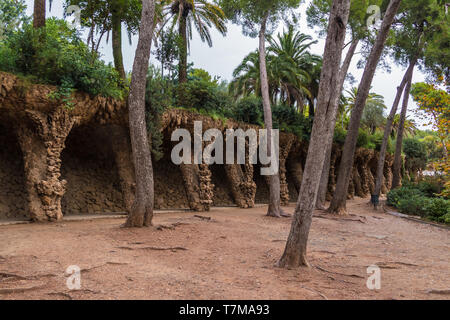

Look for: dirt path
[0,198,449,300]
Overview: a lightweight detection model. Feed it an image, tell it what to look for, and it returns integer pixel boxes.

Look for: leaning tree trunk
[316,38,359,210]
[259,13,284,218]
[125,0,156,228]
[277,0,351,268]
[392,71,414,188]
[328,0,403,215]
[112,10,126,80]
[33,0,46,28]
[373,58,417,196]
[178,3,188,84]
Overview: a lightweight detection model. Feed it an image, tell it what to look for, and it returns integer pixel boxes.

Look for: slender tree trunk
[259,13,285,218]
[112,11,126,80]
[316,38,359,209]
[33,0,46,28]
[178,2,188,84]
[392,70,414,188]
[373,58,416,196]
[328,0,403,215]
[125,0,156,228]
[277,0,351,268]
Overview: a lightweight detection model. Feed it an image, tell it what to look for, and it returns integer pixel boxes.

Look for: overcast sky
[25,0,429,129]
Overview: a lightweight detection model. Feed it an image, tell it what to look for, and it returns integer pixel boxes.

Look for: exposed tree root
[156,222,189,231]
[194,215,212,221]
[48,292,73,300]
[0,272,28,280]
[376,261,420,268]
[300,285,328,300]
[117,246,187,252]
[313,214,366,223]
[0,282,46,294]
[426,289,450,295]
[314,265,364,279]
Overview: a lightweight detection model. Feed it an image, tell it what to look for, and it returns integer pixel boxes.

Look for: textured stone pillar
[180,163,214,212]
[16,108,77,222]
[356,149,370,197]
[279,136,294,206]
[109,126,136,213]
[384,154,394,192]
[352,166,364,198]
[198,163,214,210]
[225,162,256,209]
[287,158,303,194]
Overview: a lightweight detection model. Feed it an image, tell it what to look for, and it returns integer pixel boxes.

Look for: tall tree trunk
[125,0,156,228]
[373,58,417,196]
[277,0,351,268]
[33,0,46,28]
[328,0,403,215]
[178,2,188,84]
[392,70,414,188]
[112,11,126,80]
[316,38,359,210]
[259,13,284,218]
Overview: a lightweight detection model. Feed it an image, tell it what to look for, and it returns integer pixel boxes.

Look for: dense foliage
[0,18,125,102]
[387,178,450,224]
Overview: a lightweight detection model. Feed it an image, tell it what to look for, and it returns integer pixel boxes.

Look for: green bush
[403,138,428,160]
[368,131,384,151]
[333,127,347,145]
[397,195,430,217]
[439,213,450,224]
[176,78,233,116]
[231,95,264,126]
[0,18,124,100]
[356,128,370,148]
[416,179,444,197]
[387,186,425,207]
[272,104,312,140]
[424,198,450,221]
[387,183,450,224]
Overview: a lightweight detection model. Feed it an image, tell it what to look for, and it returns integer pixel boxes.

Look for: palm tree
[229,51,261,98]
[230,28,321,112]
[160,0,227,83]
[391,114,418,138]
[268,27,320,111]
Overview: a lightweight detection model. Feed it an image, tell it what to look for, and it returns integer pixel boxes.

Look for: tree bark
[125,0,156,228]
[112,11,126,80]
[328,0,402,215]
[33,0,46,28]
[392,70,414,188]
[373,58,416,196]
[277,0,351,268]
[259,13,284,218]
[316,38,359,210]
[178,2,188,84]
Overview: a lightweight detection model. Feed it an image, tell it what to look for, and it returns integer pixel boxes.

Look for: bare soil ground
[0,198,449,300]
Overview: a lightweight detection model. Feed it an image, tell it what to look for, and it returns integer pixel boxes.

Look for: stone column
[16,108,77,222]
[225,162,257,209]
[384,154,394,192]
[279,136,294,206]
[180,163,214,212]
[287,158,303,194]
[109,126,136,213]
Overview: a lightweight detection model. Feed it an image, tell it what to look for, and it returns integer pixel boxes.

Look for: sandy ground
[0,197,449,300]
